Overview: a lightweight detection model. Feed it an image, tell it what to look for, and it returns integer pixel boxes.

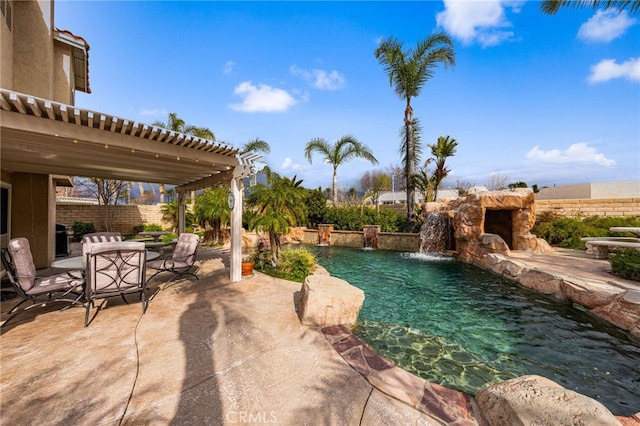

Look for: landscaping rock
[298,275,365,329]
[475,375,620,426]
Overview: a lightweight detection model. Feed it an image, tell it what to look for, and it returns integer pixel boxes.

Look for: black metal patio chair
[1,237,84,326]
[84,241,148,327]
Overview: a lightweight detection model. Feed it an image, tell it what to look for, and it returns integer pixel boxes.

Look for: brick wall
[534,198,640,218]
[56,204,172,236]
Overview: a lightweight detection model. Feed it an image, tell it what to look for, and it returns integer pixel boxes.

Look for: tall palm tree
[541,0,639,14]
[429,136,458,201]
[246,167,307,263]
[375,33,455,231]
[399,117,424,178]
[304,135,378,205]
[152,113,215,202]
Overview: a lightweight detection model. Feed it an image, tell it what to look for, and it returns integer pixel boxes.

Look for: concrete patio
[1,244,639,425]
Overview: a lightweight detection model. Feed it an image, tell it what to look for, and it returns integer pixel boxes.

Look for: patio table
[51,251,160,271]
[138,231,171,242]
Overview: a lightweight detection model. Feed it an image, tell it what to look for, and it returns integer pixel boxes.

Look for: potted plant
[241,233,255,276]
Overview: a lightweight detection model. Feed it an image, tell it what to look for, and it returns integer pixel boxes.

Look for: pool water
[307,245,640,415]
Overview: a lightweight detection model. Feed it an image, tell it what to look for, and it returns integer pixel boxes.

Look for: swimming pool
[307,245,640,415]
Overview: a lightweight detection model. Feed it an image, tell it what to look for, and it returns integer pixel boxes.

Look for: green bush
[532,215,640,250]
[259,247,317,283]
[143,224,165,232]
[71,221,95,241]
[322,206,405,232]
[275,248,317,282]
[609,248,640,281]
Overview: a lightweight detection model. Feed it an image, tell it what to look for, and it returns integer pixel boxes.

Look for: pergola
[0,87,256,282]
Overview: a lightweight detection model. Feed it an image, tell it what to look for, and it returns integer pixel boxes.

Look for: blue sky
[55,1,639,191]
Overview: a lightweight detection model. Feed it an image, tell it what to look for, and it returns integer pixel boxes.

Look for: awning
[0,88,243,192]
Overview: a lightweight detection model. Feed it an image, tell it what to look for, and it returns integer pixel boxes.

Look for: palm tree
[429,136,458,201]
[304,135,378,205]
[541,0,639,14]
[399,117,424,180]
[152,113,215,202]
[160,200,180,233]
[246,167,307,263]
[375,33,455,231]
[413,159,435,203]
[240,137,271,155]
[194,187,231,244]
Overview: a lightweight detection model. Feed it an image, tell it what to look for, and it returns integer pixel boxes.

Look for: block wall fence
[56,198,640,237]
[534,198,640,218]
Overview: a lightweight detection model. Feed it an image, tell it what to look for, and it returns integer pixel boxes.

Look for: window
[1,183,11,247]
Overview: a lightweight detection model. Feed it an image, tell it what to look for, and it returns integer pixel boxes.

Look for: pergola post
[177,191,186,235]
[229,176,244,282]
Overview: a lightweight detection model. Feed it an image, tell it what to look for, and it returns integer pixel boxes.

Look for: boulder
[298,275,365,329]
[476,375,620,426]
[593,290,640,333]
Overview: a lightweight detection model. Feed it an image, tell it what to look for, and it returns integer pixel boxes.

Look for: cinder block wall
[534,198,640,218]
[56,204,172,236]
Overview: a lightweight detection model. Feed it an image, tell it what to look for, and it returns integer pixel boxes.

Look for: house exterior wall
[10,173,51,267]
[1,0,84,264]
[0,1,14,88]
[11,1,55,99]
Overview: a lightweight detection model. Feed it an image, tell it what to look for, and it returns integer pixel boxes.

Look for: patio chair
[146,233,200,282]
[81,232,122,256]
[84,241,147,327]
[1,237,84,326]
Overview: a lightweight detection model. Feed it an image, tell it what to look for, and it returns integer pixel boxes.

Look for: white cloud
[228,82,297,113]
[139,108,168,117]
[290,65,345,90]
[223,60,235,74]
[578,10,636,43]
[436,0,519,47]
[526,143,615,167]
[588,57,640,84]
[281,157,301,170]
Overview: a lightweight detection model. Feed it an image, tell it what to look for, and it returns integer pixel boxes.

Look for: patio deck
[1,244,639,424]
[1,245,439,425]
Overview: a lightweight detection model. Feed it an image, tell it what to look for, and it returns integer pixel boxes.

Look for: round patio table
[138,231,171,242]
[51,251,160,271]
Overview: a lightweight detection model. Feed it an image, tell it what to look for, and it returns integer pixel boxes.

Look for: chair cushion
[8,238,36,291]
[26,274,83,295]
[82,233,123,255]
[172,233,199,263]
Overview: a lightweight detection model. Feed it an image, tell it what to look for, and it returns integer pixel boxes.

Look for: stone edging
[322,324,640,425]
[322,324,481,425]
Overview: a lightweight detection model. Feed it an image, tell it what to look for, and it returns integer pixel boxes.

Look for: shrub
[143,224,165,231]
[322,206,405,232]
[275,248,317,282]
[259,247,317,283]
[72,221,95,241]
[532,215,640,250]
[609,248,640,282]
